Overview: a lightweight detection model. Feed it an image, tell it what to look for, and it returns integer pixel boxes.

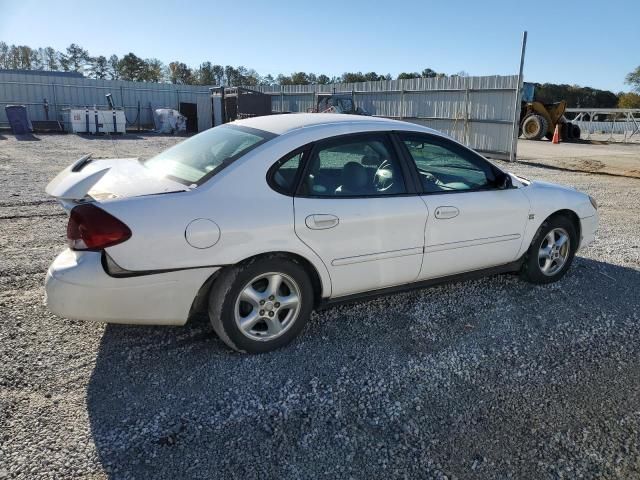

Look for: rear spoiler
[45,154,111,203]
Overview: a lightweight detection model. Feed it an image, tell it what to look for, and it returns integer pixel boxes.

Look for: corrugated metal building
[0,69,213,132]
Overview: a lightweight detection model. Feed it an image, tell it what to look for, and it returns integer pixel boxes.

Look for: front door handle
[434,206,459,220]
[305,214,339,230]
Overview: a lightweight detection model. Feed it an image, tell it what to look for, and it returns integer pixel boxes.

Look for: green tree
[239,67,260,86]
[141,58,165,82]
[7,45,21,69]
[118,53,146,81]
[341,72,368,83]
[290,71,311,84]
[626,66,640,92]
[20,46,34,69]
[64,43,90,72]
[212,64,224,85]
[534,83,618,108]
[168,61,193,84]
[88,55,109,79]
[0,41,9,68]
[618,92,640,109]
[277,73,292,85]
[57,50,70,71]
[196,61,215,85]
[420,68,439,78]
[316,74,330,85]
[108,55,120,79]
[32,47,46,70]
[260,74,275,86]
[43,47,58,71]
[223,65,237,85]
[397,72,420,80]
[363,72,386,81]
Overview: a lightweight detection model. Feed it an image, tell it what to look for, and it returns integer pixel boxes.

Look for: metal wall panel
[248,75,519,158]
[0,71,519,157]
[0,71,213,132]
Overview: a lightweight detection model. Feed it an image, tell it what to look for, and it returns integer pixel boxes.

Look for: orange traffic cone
[551,124,560,144]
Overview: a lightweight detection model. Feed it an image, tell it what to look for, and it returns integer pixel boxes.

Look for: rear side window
[144,124,273,185]
[300,134,406,197]
[269,151,304,195]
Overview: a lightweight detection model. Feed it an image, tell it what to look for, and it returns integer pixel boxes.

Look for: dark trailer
[211,87,273,125]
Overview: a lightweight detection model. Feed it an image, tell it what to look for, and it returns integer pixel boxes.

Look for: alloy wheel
[538,227,571,276]
[234,272,302,341]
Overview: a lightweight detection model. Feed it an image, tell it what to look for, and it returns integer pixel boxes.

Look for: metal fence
[247,75,521,159]
[0,70,521,159]
[566,108,640,143]
[0,70,213,132]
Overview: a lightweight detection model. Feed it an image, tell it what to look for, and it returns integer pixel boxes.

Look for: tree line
[1,41,638,108]
[0,42,456,87]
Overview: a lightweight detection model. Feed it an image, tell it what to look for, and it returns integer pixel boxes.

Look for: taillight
[67,204,132,251]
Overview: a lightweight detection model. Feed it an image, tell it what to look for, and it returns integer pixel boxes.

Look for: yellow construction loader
[519,100,581,141]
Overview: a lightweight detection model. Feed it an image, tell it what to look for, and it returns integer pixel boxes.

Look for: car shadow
[86,257,640,478]
[77,133,146,141]
[15,133,41,141]
[76,132,193,140]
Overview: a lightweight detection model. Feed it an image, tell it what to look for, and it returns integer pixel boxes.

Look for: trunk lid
[46,155,188,208]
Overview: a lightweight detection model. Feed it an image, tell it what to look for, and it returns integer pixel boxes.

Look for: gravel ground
[1,133,639,479]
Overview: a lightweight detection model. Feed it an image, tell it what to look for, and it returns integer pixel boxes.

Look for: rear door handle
[305,214,339,230]
[434,206,459,219]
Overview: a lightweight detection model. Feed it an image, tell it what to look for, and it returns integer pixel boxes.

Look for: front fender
[517,181,597,257]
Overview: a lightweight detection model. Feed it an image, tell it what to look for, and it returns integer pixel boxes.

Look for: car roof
[231,113,442,136]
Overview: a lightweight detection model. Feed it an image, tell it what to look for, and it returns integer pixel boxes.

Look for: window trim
[393,131,507,196]
[293,131,418,199]
[266,145,311,196]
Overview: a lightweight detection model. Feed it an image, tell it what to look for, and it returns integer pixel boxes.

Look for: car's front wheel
[208,255,314,353]
[521,215,578,284]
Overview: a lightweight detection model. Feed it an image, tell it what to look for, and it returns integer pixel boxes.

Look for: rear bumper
[579,213,598,250]
[45,249,219,325]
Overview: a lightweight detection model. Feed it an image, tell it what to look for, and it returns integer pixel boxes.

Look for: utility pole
[510,31,527,162]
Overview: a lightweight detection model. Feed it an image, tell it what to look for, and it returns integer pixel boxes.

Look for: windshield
[144,124,274,185]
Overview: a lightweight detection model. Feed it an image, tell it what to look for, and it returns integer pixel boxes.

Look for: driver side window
[301,135,406,197]
[401,134,496,193]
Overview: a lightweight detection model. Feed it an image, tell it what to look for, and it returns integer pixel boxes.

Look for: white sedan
[45,114,598,353]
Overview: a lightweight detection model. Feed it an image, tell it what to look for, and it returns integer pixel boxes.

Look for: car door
[292,132,428,297]
[397,132,531,280]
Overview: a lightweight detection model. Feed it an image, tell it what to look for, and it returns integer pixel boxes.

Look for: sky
[0,0,638,92]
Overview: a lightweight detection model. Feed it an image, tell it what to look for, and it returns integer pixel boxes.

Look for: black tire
[521,215,578,284]
[208,255,314,353]
[522,114,548,140]
[571,124,581,140]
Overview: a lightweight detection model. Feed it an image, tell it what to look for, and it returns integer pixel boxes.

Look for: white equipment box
[62,108,126,134]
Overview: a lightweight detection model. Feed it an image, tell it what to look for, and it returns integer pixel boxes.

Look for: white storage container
[62,108,127,134]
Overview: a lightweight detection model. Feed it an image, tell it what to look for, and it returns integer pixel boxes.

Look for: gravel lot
[1,133,639,479]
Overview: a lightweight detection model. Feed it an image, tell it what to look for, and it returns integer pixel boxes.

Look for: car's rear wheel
[521,215,578,284]
[208,255,313,353]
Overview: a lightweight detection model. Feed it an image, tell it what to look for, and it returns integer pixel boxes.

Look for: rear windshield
[144,124,274,185]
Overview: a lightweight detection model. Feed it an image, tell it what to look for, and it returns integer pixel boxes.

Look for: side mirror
[496,172,513,189]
